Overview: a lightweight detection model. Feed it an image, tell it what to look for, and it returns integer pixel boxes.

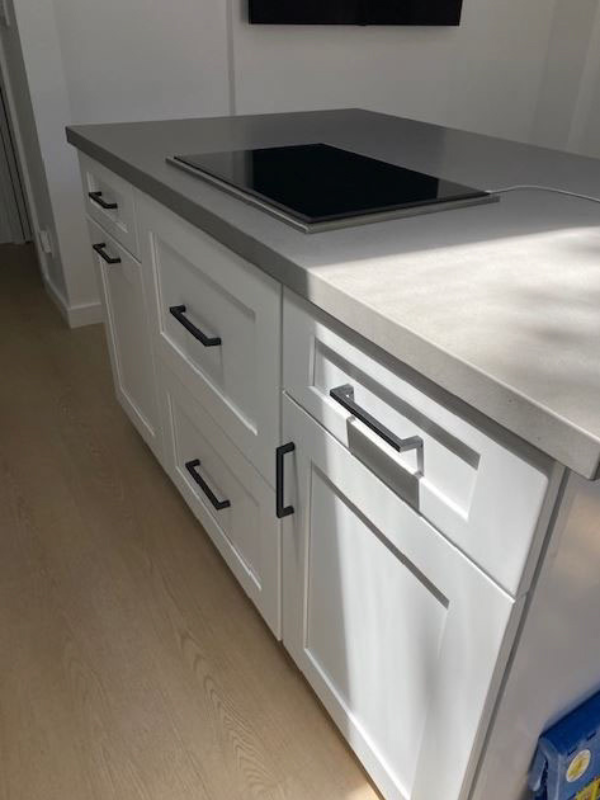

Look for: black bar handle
[88,190,118,210]
[92,242,122,265]
[330,384,423,454]
[169,305,222,348]
[276,443,295,519]
[185,459,231,511]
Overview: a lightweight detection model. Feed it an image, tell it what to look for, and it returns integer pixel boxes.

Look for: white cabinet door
[281,395,518,800]
[87,217,161,460]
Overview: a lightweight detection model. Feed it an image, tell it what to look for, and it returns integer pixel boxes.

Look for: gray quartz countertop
[67,109,600,479]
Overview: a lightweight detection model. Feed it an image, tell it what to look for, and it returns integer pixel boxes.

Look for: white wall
[579,76,600,158]
[0,2,66,296]
[232,0,600,157]
[8,0,101,316]
[567,2,600,159]
[231,0,559,143]
[531,0,600,159]
[51,0,232,124]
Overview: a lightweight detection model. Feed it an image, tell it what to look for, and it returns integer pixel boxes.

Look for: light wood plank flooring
[0,244,378,800]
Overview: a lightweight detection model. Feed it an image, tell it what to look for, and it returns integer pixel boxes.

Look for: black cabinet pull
[92,242,122,265]
[330,384,423,454]
[88,190,118,210]
[185,459,231,511]
[276,443,295,519]
[169,305,222,347]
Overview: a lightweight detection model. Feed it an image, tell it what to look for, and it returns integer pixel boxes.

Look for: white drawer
[283,290,554,597]
[80,154,139,257]
[160,365,281,637]
[138,194,281,487]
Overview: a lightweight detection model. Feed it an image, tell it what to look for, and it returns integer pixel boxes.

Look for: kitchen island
[67,109,600,800]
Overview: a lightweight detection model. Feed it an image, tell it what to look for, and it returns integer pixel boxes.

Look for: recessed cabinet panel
[158,239,256,424]
[87,217,161,459]
[161,366,281,637]
[306,466,447,792]
[172,387,261,580]
[283,290,551,597]
[138,194,281,487]
[282,395,517,800]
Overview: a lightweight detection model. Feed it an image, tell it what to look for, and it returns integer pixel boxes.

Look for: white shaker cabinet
[281,395,519,800]
[73,155,567,800]
[87,217,162,460]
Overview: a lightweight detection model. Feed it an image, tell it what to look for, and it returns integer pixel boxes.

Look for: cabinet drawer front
[138,194,281,487]
[283,291,552,597]
[282,395,517,800]
[161,366,281,637]
[80,154,139,257]
[86,217,161,459]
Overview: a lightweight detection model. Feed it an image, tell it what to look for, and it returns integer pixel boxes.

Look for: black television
[249,0,464,26]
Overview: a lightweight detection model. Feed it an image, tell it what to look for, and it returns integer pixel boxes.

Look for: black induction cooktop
[168,143,496,232]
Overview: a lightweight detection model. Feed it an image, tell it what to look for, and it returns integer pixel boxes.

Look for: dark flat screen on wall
[249,0,464,25]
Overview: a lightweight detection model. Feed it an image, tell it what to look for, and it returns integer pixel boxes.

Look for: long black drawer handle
[169,305,222,347]
[276,443,295,519]
[185,459,231,511]
[330,384,423,454]
[92,242,122,265]
[88,190,118,210]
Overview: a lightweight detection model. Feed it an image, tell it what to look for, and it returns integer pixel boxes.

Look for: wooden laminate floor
[0,244,378,800]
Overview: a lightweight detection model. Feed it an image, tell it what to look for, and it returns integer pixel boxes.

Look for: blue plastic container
[530,691,600,800]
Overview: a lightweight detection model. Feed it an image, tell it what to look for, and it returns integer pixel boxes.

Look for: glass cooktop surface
[170,143,493,231]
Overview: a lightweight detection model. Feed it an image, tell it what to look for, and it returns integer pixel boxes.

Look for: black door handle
[92,242,122,265]
[169,305,222,347]
[185,459,231,511]
[330,384,423,454]
[88,190,118,210]
[276,443,295,519]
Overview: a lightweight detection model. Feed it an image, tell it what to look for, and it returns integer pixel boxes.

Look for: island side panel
[471,471,600,800]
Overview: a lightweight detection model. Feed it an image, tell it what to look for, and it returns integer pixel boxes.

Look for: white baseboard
[67,298,103,328]
[43,276,103,328]
[43,275,70,324]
